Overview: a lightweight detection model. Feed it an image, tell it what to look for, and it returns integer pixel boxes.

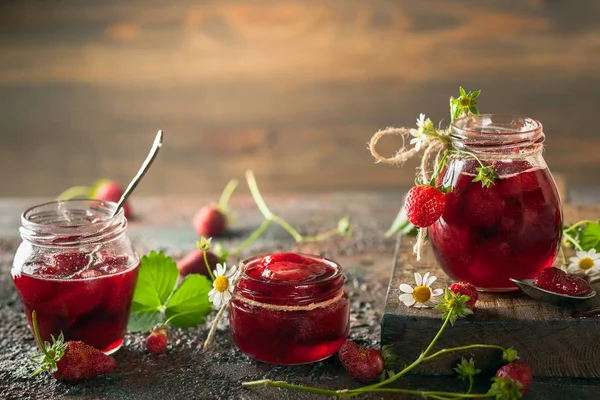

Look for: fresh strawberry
[146,325,169,354]
[449,281,478,309]
[30,311,116,381]
[177,250,218,277]
[495,361,532,394]
[193,206,227,237]
[404,185,447,228]
[338,340,384,383]
[91,180,131,218]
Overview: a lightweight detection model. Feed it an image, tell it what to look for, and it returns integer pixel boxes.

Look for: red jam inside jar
[229,253,349,364]
[429,115,563,291]
[11,199,139,354]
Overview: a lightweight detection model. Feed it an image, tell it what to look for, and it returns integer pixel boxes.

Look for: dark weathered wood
[1,1,600,196]
[382,204,600,382]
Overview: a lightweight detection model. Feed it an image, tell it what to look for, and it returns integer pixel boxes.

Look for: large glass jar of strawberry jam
[429,114,563,292]
[229,253,349,364]
[12,199,140,354]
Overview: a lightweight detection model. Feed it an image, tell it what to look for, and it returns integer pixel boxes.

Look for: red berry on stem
[404,185,446,228]
[449,281,479,309]
[193,206,227,237]
[338,340,384,383]
[92,180,132,218]
[177,250,218,277]
[146,325,169,354]
[495,361,532,394]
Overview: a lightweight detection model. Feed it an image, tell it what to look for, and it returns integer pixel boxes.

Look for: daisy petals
[399,284,414,293]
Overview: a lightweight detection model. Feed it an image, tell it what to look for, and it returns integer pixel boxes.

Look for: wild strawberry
[92,180,132,218]
[193,206,227,237]
[177,250,218,277]
[495,361,532,394]
[338,340,384,383]
[404,185,446,228]
[30,311,115,382]
[146,325,169,354]
[449,282,478,309]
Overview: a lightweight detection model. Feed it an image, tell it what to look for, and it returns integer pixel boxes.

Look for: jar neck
[20,199,127,247]
[450,114,544,157]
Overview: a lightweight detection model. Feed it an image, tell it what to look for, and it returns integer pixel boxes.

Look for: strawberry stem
[422,344,506,362]
[56,186,92,201]
[217,179,239,213]
[204,251,216,281]
[230,219,272,256]
[31,311,51,358]
[246,170,273,219]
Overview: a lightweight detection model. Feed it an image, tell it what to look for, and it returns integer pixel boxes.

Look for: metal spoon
[112,130,164,217]
[509,277,598,306]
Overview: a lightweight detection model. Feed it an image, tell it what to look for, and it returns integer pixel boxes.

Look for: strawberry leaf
[131,251,178,313]
[385,204,418,238]
[579,222,600,252]
[165,274,213,328]
[127,310,163,333]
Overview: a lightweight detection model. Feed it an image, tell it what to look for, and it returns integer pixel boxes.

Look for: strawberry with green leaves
[30,311,116,382]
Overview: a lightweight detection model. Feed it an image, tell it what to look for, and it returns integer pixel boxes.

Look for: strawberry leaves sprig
[450,87,481,123]
[30,311,67,377]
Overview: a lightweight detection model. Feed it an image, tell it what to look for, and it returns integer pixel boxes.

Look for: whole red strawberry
[404,185,446,228]
[92,180,132,218]
[338,340,384,382]
[177,250,219,277]
[495,361,532,394]
[449,281,479,309]
[193,206,227,237]
[30,311,115,381]
[146,325,169,354]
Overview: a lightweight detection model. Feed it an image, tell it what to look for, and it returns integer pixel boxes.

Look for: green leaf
[487,377,523,400]
[127,310,163,333]
[385,204,418,238]
[471,90,481,98]
[459,86,466,96]
[579,222,600,252]
[131,251,178,312]
[165,274,213,328]
[502,348,518,362]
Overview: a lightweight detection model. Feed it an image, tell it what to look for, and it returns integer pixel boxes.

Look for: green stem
[467,376,473,395]
[430,150,449,184]
[230,219,272,256]
[246,170,272,219]
[217,179,239,212]
[204,251,216,281]
[242,380,339,397]
[423,313,451,356]
[563,231,584,252]
[56,186,92,200]
[422,344,505,362]
[560,245,568,269]
[31,311,51,358]
[164,309,202,326]
[448,150,486,169]
[300,228,339,243]
[563,220,595,234]
[270,215,304,242]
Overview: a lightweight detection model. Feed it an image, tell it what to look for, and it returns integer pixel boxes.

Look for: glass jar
[11,199,140,354]
[229,253,349,364]
[429,114,563,292]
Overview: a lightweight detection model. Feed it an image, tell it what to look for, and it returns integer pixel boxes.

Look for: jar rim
[451,114,542,138]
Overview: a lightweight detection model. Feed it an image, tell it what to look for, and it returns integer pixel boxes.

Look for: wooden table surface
[1,191,599,399]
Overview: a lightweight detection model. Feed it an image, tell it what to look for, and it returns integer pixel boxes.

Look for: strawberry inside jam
[12,251,139,354]
[230,253,349,364]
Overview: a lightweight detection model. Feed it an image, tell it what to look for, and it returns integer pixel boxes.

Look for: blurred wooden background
[0,0,599,196]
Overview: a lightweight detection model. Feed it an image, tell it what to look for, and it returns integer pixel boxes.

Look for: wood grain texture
[0,0,600,196]
[382,203,600,379]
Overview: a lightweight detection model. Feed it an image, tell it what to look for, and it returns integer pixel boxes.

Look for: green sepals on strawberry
[472,165,498,188]
[404,185,447,228]
[29,311,116,381]
[454,357,481,381]
[487,377,524,400]
[450,87,481,122]
[502,348,518,363]
[434,288,474,326]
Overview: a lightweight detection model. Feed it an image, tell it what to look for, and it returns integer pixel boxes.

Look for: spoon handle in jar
[113,130,164,217]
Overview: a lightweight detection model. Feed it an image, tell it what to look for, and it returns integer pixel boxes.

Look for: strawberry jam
[12,199,139,354]
[429,115,563,291]
[229,253,349,364]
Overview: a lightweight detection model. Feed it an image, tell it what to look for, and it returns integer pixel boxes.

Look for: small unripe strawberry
[449,281,479,309]
[404,185,446,228]
[338,340,384,383]
[495,361,532,394]
[193,206,227,237]
[177,250,218,278]
[146,325,169,354]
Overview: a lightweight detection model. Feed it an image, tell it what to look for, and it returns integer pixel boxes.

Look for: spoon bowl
[509,277,597,305]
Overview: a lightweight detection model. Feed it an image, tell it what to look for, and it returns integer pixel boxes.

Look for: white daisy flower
[208,263,238,308]
[416,113,427,128]
[409,128,428,152]
[567,249,600,275]
[399,272,444,308]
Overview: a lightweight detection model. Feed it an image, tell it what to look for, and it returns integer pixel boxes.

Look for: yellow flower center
[412,285,431,303]
[214,276,229,292]
[578,257,594,270]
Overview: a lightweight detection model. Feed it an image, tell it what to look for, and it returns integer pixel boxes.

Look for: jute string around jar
[203,261,343,350]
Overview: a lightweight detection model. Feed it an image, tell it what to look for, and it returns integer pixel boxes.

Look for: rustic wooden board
[382,204,600,383]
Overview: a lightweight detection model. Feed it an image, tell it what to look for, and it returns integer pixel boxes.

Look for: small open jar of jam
[11,199,139,354]
[429,114,563,291]
[229,253,349,364]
